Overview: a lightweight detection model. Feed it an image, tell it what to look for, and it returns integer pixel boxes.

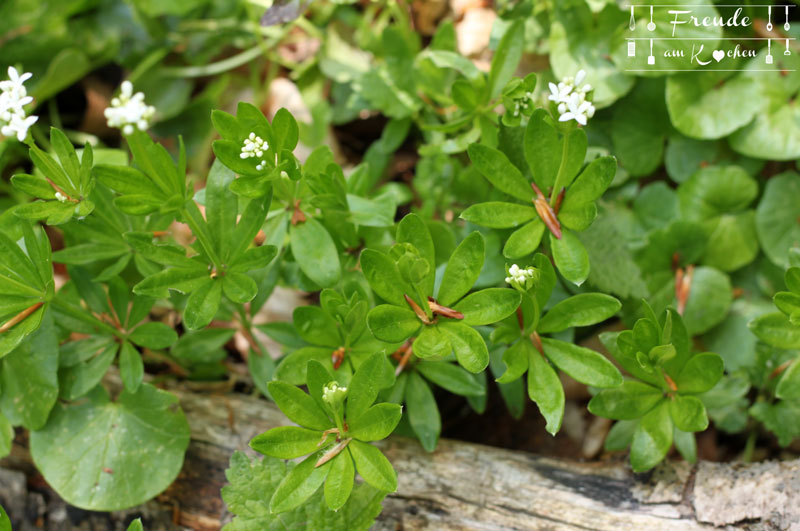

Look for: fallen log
[2,384,798,530]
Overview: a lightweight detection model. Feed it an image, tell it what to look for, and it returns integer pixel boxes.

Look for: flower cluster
[104,81,156,135]
[511,90,535,118]
[322,382,347,407]
[0,67,38,142]
[548,70,595,126]
[505,264,538,291]
[239,132,269,171]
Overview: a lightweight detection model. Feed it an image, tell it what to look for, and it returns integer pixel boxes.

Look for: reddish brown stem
[0,302,43,333]
[770,359,794,380]
[427,297,464,320]
[531,182,562,239]
[290,199,306,225]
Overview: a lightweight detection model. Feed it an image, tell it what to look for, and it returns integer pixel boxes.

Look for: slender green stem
[161,45,266,78]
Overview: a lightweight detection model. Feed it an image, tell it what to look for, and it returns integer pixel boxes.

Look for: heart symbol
[713,49,725,62]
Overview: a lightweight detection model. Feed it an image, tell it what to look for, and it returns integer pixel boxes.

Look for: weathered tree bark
[2,385,799,530]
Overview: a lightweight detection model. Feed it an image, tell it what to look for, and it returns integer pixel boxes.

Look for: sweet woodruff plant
[1,8,797,528]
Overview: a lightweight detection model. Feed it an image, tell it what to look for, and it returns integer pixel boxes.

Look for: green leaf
[503,219,546,259]
[550,230,589,286]
[496,340,529,383]
[183,279,222,330]
[222,451,386,530]
[467,143,533,202]
[527,343,565,435]
[438,232,484,306]
[417,361,485,397]
[438,320,489,373]
[412,324,452,359]
[58,342,117,401]
[668,395,708,432]
[666,71,760,140]
[453,288,521,326]
[674,353,724,394]
[561,156,616,214]
[681,266,732,336]
[588,381,664,420]
[756,172,800,267]
[294,306,341,348]
[119,341,143,394]
[460,202,536,229]
[366,305,421,343]
[250,426,325,459]
[538,293,620,334]
[346,352,394,420]
[267,381,332,431]
[488,20,524,99]
[290,218,341,288]
[541,338,622,388]
[776,360,800,401]
[524,109,560,190]
[405,371,440,451]
[324,451,355,511]
[630,401,673,473]
[222,272,258,303]
[673,427,697,464]
[0,314,58,430]
[396,213,436,295]
[0,413,12,459]
[360,249,413,306]
[348,440,397,492]
[128,322,178,350]
[347,403,402,441]
[270,451,331,513]
[29,384,190,511]
[551,129,588,195]
[748,312,800,349]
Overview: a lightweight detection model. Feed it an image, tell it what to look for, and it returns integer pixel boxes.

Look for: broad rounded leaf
[674,353,724,394]
[756,172,800,267]
[668,395,708,432]
[183,278,222,330]
[29,384,190,511]
[294,306,341,348]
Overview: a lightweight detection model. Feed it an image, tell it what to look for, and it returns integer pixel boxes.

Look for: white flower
[505,264,536,285]
[54,192,67,203]
[240,132,269,171]
[558,92,595,127]
[548,70,595,126]
[104,80,156,135]
[0,66,38,142]
[322,382,347,407]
